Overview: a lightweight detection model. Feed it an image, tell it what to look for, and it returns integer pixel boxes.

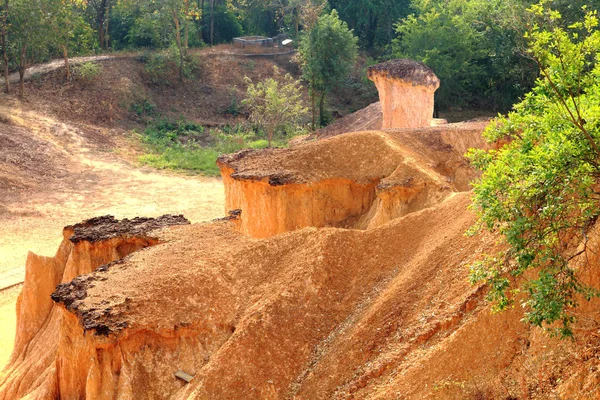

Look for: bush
[129,98,156,119]
[142,118,206,146]
[142,48,200,85]
[143,52,172,84]
[468,6,600,337]
[76,62,101,83]
[243,67,309,146]
[137,119,301,174]
[139,147,221,175]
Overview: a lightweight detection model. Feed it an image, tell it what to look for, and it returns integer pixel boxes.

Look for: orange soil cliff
[4,194,600,399]
[0,215,189,400]
[3,124,600,399]
[218,122,489,237]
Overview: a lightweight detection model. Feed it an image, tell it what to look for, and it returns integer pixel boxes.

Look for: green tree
[85,0,112,49]
[392,0,536,111]
[329,0,410,50]
[299,9,358,128]
[468,4,600,337]
[0,0,9,93]
[8,0,52,96]
[200,1,242,44]
[243,67,309,147]
[45,0,86,80]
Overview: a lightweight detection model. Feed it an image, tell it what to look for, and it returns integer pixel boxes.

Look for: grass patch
[137,119,286,175]
[139,147,221,175]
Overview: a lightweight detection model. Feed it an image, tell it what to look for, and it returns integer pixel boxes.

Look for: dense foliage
[243,67,308,147]
[1,0,600,107]
[468,4,600,337]
[299,9,358,128]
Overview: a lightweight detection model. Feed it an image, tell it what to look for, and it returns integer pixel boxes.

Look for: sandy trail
[0,103,226,371]
[7,55,118,84]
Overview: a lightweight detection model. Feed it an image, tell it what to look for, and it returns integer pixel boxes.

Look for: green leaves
[469,3,600,338]
[298,9,358,127]
[243,67,309,147]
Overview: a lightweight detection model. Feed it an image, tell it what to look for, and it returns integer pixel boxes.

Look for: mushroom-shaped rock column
[367,59,440,129]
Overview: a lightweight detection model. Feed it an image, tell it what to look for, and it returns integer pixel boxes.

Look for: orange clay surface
[0,100,225,372]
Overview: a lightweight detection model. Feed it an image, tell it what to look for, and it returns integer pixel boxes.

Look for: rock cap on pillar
[367,59,440,129]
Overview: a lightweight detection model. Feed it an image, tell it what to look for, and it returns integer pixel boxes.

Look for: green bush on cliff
[468,4,600,337]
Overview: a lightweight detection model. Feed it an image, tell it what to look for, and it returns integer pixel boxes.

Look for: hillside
[2,113,600,398]
[1,48,600,400]
[13,46,376,130]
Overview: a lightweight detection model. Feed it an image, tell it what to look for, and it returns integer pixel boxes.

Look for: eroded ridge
[3,127,600,399]
[67,214,189,243]
[0,214,189,400]
[218,123,489,237]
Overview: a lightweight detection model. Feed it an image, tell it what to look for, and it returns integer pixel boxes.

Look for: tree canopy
[298,9,358,128]
[1,0,600,110]
[468,3,600,337]
[243,67,309,147]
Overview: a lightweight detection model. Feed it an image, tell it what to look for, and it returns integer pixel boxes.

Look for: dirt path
[7,55,119,84]
[0,101,226,370]
[7,46,295,86]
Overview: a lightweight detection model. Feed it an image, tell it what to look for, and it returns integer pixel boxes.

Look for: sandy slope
[0,98,225,370]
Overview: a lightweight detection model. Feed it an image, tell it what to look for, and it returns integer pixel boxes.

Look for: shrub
[243,67,309,147]
[468,5,600,337]
[76,62,101,83]
[129,98,156,119]
[142,48,200,85]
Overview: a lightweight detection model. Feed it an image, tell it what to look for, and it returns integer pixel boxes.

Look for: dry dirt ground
[0,48,376,374]
[0,95,225,371]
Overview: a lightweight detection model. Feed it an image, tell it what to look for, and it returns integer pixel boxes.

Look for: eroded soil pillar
[367,59,440,129]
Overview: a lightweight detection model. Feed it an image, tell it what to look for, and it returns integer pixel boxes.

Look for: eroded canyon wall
[219,123,489,237]
[4,118,600,400]
[6,193,599,400]
[0,215,188,400]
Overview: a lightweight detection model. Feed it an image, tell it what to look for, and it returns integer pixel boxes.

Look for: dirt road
[7,55,118,84]
[0,99,226,370]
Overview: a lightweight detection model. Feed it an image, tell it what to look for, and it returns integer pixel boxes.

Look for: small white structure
[233,36,274,48]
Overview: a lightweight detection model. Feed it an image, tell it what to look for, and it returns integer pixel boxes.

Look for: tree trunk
[105,0,111,49]
[267,127,273,148]
[184,0,189,49]
[210,0,215,45]
[172,12,184,83]
[18,45,26,97]
[98,22,105,49]
[318,91,326,127]
[199,0,205,43]
[19,71,24,97]
[62,45,71,80]
[310,87,316,131]
[3,61,8,94]
[1,0,9,94]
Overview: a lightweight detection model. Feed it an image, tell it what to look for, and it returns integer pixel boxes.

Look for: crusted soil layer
[67,214,189,243]
[51,259,129,336]
[218,132,405,185]
[219,123,490,237]
[0,215,189,400]
[367,59,440,87]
